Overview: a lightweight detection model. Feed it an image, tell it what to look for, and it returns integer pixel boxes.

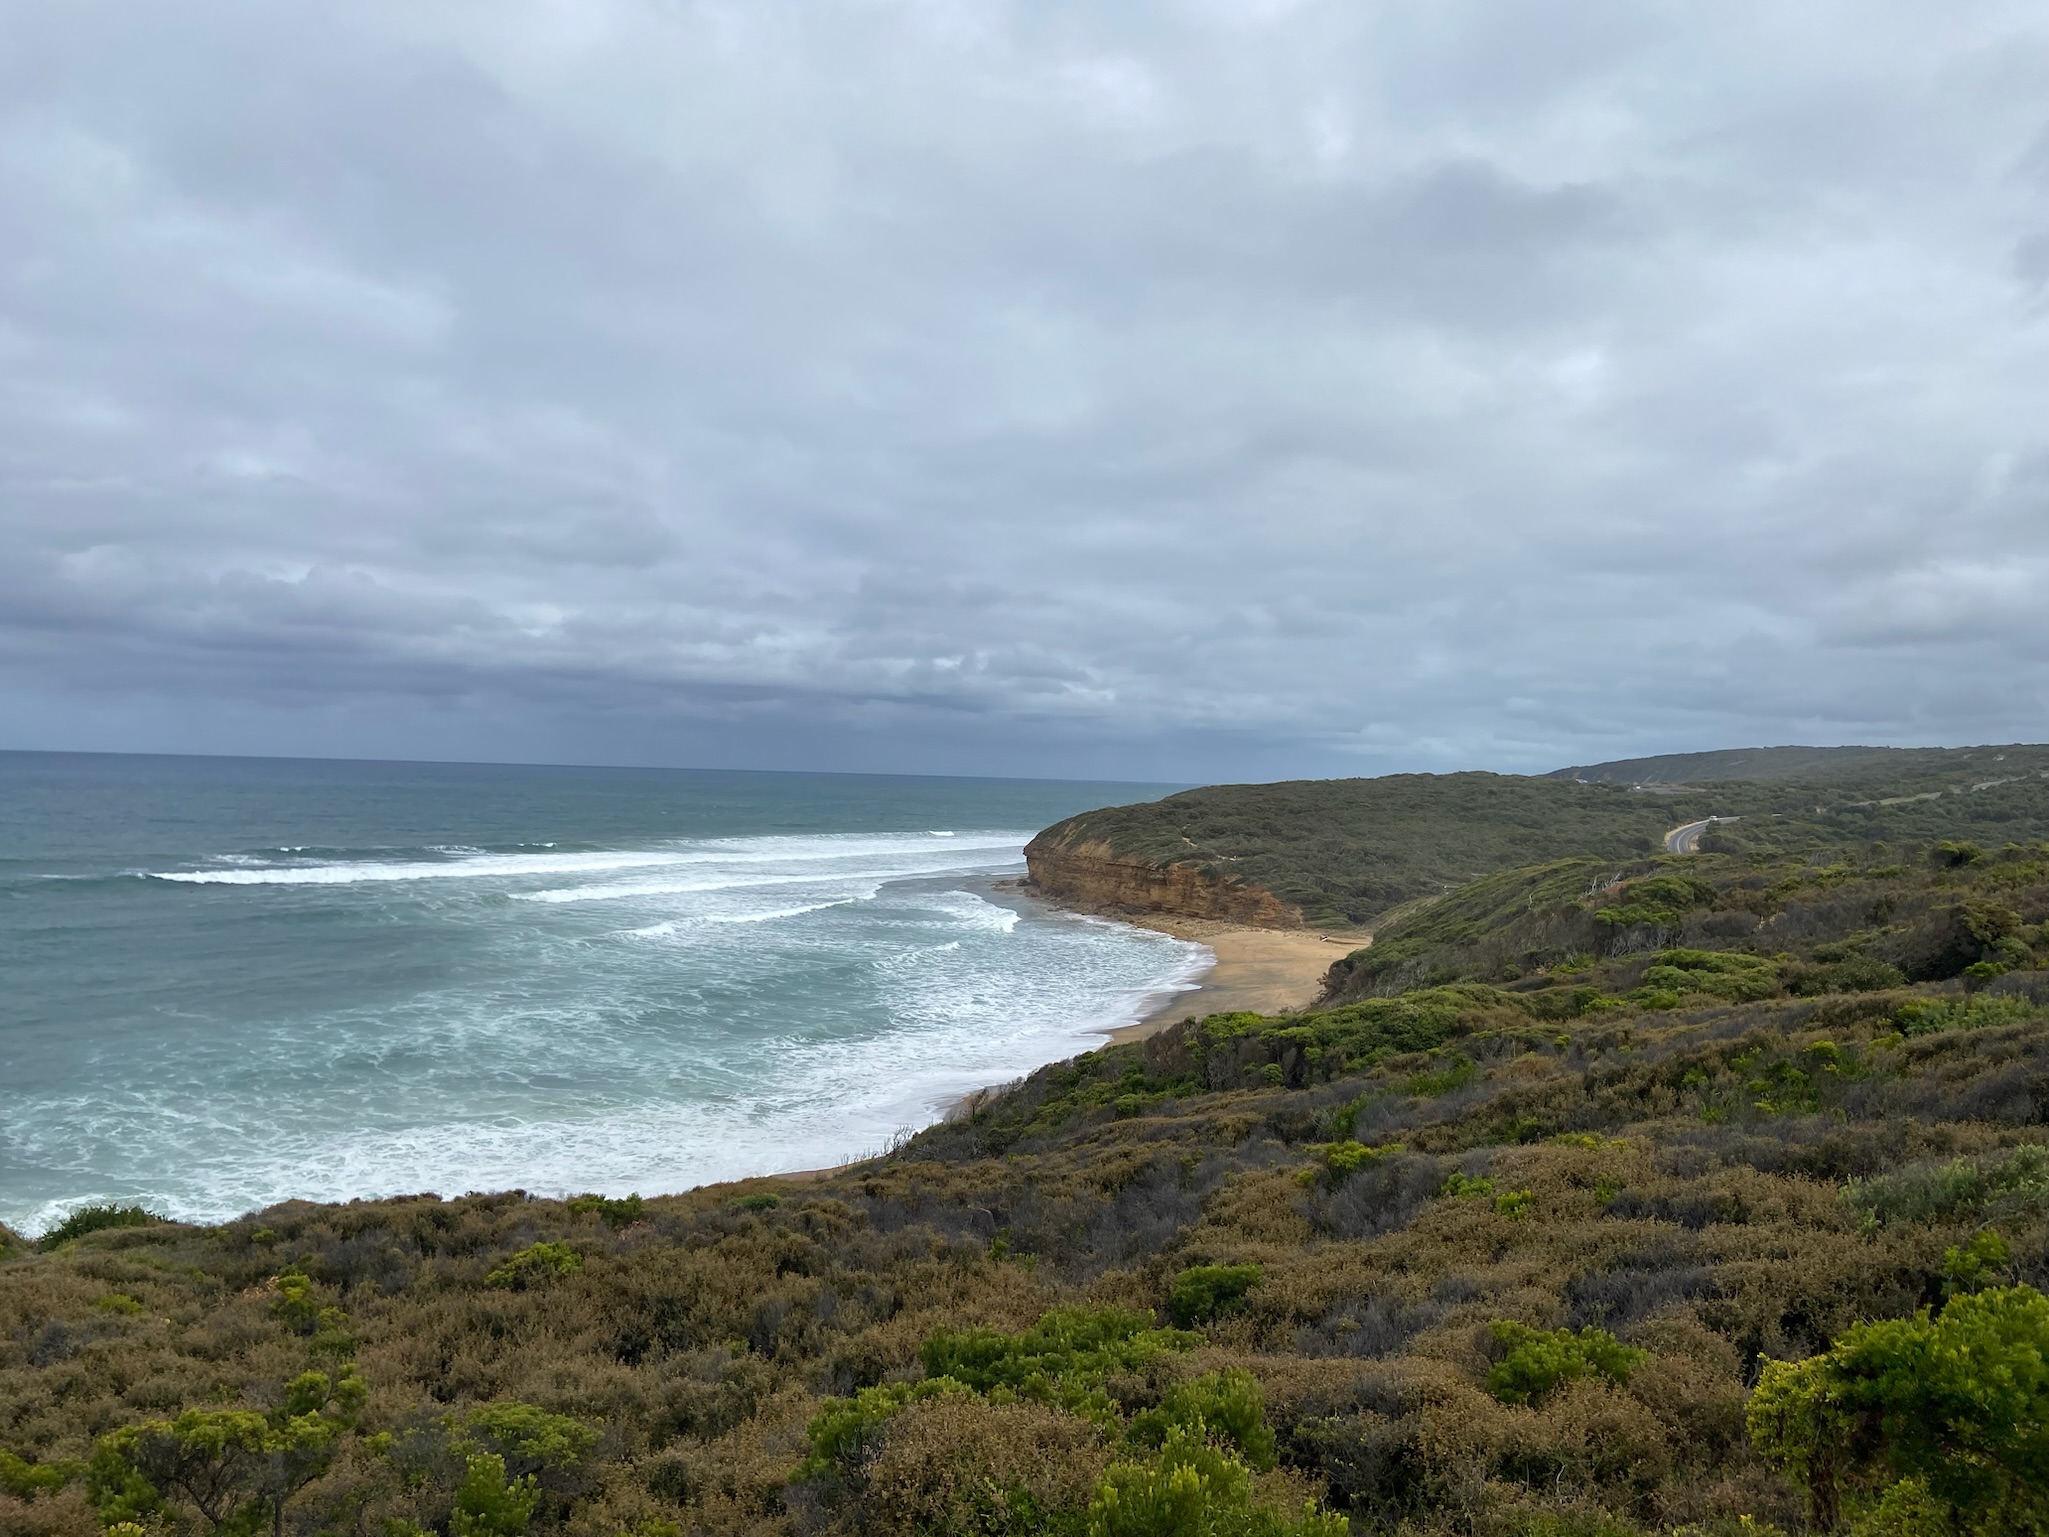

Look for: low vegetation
[1545,743,2049,788]
[5,824,2049,1534]
[1027,747,2049,927]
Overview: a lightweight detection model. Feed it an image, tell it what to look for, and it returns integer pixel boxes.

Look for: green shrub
[566,1193,645,1228]
[1893,993,2041,1037]
[1595,874,1716,930]
[1089,1428,1250,1537]
[1941,1231,2012,1296]
[1551,1132,1627,1151]
[272,1266,325,1333]
[808,1307,1202,1483]
[1442,1172,1496,1199]
[450,1451,536,1537]
[1749,1285,2049,1533]
[1641,949,1781,1003]
[94,1293,144,1316]
[459,1402,598,1481]
[1,1448,81,1499]
[1784,955,1908,995]
[1302,1139,1399,1189]
[85,1368,364,1533]
[1405,1056,1479,1096]
[1842,1145,2049,1228]
[727,1192,781,1213]
[1494,1190,1535,1220]
[799,1378,971,1480]
[922,1307,1196,1417]
[1167,1264,1265,1328]
[1129,1370,1275,1470]
[1486,1322,1645,1405]
[36,1204,164,1251]
[484,1242,582,1291]
[1841,1478,1947,1536]
[1086,1426,1345,1537]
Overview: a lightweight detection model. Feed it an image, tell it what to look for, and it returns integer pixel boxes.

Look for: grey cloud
[1,0,2044,779]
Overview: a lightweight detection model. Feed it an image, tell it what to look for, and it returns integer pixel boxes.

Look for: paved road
[1664,817,1735,854]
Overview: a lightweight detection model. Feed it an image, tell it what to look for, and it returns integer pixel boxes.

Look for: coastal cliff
[1023,822,1304,927]
[1021,752,2049,932]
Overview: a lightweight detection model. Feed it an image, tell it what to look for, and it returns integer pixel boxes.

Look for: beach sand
[1097,915,1371,1046]
[783,902,1371,1175]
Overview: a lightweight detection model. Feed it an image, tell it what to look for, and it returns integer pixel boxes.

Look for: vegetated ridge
[6,820,2049,1535]
[1548,742,2049,788]
[1024,744,2049,930]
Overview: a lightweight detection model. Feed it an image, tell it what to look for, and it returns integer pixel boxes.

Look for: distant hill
[1548,742,2049,786]
[1025,773,1685,928]
[1026,745,2049,929]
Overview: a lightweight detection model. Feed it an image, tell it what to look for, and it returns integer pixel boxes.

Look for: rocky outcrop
[1023,825,1304,928]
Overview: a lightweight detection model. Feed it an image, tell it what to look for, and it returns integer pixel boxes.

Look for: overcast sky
[1,1,2043,782]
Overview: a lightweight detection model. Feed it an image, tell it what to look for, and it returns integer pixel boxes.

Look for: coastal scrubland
[6,823,2049,1536]
[1544,743,2049,788]
[1025,746,2049,927]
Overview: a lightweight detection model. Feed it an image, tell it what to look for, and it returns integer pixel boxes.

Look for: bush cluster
[803,1310,1341,1536]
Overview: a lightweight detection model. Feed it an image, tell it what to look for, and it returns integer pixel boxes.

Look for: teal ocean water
[0,753,1201,1236]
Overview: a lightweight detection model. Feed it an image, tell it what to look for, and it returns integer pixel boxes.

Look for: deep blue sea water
[0,753,1202,1235]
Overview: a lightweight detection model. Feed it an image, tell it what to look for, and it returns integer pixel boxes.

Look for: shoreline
[1091,910,1370,1045]
[933,885,1369,1123]
[785,891,1370,1178]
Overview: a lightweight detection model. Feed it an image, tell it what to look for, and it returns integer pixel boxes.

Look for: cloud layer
[3,0,2044,778]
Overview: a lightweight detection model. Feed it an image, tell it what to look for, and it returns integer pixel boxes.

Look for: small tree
[449,1452,536,1537]
[1748,1285,2049,1532]
[87,1368,365,1536]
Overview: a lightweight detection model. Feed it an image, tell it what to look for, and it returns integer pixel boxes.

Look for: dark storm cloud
[1,0,2043,778]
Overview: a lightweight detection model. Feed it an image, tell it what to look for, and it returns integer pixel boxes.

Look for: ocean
[0,752,1204,1236]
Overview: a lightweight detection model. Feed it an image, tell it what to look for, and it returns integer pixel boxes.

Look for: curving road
[1664,816,1736,854]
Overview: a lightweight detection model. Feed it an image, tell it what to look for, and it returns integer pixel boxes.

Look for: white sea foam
[700,901,855,924]
[146,831,1025,888]
[7,822,1207,1234]
[8,924,1208,1230]
[150,849,694,885]
[925,888,1023,933]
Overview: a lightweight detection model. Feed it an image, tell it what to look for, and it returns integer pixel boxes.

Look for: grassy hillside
[5,832,2049,1537]
[1031,754,2049,927]
[1324,824,2048,1005]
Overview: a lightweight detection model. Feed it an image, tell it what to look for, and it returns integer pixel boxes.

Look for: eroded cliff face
[1022,826,1304,928]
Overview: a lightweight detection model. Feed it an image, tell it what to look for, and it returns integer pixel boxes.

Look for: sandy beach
[1098,914,1371,1046]
[789,905,1372,1167]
